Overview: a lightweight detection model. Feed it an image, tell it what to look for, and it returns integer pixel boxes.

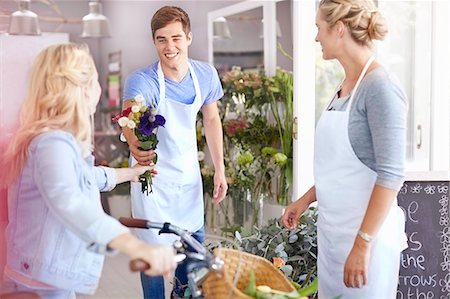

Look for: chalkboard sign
[397,181,450,299]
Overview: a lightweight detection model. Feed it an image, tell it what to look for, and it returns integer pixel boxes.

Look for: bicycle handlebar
[119,217,224,298]
[118,217,222,272]
[130,258,151,272]
[119,217,148,229]
[119,217,207,254]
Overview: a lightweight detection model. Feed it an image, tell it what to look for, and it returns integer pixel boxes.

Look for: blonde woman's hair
[0,43,97,187]
[319,0,388,47]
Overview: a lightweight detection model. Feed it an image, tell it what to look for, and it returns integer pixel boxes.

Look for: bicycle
[118,217,224,299]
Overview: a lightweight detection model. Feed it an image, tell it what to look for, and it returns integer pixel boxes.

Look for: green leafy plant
[267,69,293,205]
[198,66,294,232]
[222,67,272,111]
[233,207,318,285]
[221,67,294,206]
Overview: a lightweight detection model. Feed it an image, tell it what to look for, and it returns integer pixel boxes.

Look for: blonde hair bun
[367,10,387,41]
[320,0,388,46]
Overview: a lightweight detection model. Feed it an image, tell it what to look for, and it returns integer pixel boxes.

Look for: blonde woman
[0,43,176,299]
[282,0,407,298]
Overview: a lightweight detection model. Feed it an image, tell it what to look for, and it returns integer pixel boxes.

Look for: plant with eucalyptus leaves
[233,207,318,286]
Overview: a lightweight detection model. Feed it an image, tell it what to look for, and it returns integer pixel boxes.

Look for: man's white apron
[130,62,203,245]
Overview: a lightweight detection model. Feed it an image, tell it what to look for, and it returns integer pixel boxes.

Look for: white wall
[0,0,241,95]
[0,0,293,94]
[0,1,101,77]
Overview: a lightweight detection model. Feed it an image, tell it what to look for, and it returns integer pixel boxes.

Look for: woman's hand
[109,233,177,278]
[343,238,372,288]
[132,243,177,277]
[281,199,309,230]
[281,186,316,230]
[130,164,157,182]
[113,164,157,185]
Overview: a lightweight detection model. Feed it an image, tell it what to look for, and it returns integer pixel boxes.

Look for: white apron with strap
[130,61,204,245]
[314,56,407,298]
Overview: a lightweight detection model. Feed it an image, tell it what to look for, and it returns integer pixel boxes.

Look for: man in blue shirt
[121,6,227,299]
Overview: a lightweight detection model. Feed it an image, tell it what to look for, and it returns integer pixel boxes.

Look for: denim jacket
[5,131,129,294]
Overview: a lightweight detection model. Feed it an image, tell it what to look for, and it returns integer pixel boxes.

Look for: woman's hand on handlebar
[108,233,177,277]
[133,243,177,277]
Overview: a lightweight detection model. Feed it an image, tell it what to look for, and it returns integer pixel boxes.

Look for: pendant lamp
[81,1,111,38]
[8,0,41,36]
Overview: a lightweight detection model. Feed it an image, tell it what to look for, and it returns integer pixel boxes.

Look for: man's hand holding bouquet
[114,95,166,195]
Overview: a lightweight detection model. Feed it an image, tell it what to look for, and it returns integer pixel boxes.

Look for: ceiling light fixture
[81,1,111,38]
[259,19,282,39]
[8,0,41,36]
[213,17,231,39]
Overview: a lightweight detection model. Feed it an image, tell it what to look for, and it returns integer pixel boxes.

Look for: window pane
[315,1,432,168]
[315,46,343,123]
[377,1,424,164]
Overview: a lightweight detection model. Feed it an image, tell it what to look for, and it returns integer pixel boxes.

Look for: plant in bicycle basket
[113,95,165,195]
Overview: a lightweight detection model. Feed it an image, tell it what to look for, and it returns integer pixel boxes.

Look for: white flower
[140,106,147,112]
[150,107,157,116]
[236,103,245,115]
[198,151,205,161]
[131,105,140,113]
[127,120,136,129]
[119,133,127,142]
[225,112,238,120]
[118,116,129,127]
[135,95,144,103]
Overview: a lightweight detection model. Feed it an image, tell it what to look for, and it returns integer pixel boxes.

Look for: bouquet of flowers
[113,95,166,195]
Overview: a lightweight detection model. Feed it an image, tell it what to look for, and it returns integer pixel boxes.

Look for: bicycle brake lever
[185,252,207,261]
[175,253,187,263]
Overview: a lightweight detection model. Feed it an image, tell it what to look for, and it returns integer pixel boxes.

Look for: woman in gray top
[282,0,408,298]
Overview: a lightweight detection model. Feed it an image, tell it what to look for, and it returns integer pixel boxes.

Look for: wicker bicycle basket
[202,248,296,299]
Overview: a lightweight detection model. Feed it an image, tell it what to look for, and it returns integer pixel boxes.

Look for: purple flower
[154,114,166,126]
[138,112,166,136]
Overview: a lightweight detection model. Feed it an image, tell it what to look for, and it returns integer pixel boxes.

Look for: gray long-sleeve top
[327,66,408,191]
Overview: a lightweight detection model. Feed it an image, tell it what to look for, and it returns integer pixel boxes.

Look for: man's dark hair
[151,6,191,39]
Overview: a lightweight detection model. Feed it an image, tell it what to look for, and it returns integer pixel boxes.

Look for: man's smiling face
[154,21,192,70]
